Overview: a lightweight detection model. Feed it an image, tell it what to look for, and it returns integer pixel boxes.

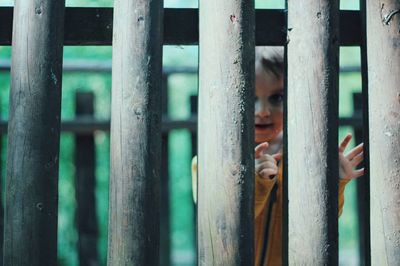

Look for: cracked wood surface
[107,0,163,265]
[197,1,255,265]
[3,1,65,265]
[367,1,400,265]
[287,0,340,264]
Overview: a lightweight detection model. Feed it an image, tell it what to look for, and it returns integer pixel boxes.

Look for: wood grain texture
[366,1,400,265]
[3,1,65,265]
[198,1,255,265]
[107,0,163,265]
[287,0,340,264]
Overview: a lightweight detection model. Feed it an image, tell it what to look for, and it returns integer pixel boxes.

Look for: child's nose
[255,103,271,117]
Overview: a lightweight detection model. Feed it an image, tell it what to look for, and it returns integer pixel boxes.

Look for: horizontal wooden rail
[0,59,199,74]
[0,7,361,46]
[0,60,361,73]
[0,115,360,134]
[0,117,196,134]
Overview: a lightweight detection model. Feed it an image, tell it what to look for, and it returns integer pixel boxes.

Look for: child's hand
[255,142,282,179]
[339,133,364,180]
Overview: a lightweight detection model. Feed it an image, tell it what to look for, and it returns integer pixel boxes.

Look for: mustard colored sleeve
[191,156,198,204]
[338,178,351,217]
[193,155,278,219]
[255,173,277,218]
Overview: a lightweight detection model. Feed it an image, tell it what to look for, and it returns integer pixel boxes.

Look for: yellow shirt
[192,157,350,265]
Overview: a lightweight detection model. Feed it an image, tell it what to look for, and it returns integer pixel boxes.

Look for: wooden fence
[0,0,399,265]
[0,67,365,265]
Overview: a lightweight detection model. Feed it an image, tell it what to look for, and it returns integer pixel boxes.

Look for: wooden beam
[367,0,400,264]
[358,1,372,264]
[0,115,358,135]
[0,59,362,73]
[287,0,340,264]
[107,0,163,264]
[0,7,361,46]
[74,92,99,266]
[197,0,254,264]
[160,74,171,266]
[353,93,371,266]
[3,1,65,265]
[0,117,199,134]
[0,102,2,266]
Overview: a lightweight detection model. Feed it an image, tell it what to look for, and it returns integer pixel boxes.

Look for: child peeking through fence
[191,47,364,265]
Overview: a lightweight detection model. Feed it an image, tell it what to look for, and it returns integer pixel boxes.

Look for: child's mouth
[255,124,273,129]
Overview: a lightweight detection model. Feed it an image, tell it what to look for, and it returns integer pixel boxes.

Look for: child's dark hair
[255,46,284,81]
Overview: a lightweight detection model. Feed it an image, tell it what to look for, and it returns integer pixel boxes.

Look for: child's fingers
[259,168,278,179]
[256,154,278,165]
[339,133,352,153]
[346,143,364,160]
[255,161,278,174]
[255,142,269,159]
[353,168,365,179]
[351,152,364,167]
[272,153,283,162]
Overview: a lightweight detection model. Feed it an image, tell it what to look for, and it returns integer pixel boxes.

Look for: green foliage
[66,0,113,7]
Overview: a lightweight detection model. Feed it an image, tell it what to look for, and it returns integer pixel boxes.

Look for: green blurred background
[0,0,363,265]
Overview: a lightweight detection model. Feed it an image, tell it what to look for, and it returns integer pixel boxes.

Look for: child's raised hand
[339,133,364,180]
[255,142,282,179]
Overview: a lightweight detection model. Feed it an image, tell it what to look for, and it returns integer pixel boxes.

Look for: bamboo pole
[367,1,400,264]
[107,0,163,265]
[198,1,255,265]
[3,1,65,265]
[287,0,340,264]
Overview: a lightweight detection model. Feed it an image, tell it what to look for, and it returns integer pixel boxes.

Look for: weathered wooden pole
[353,93,371,266]
[0,102,3,266]
[359,1,372,264]
[198,0,255,265]
[367,1,400,264]
[160,74,170,266]
[107,0,163,265]
[287,0,340,264]
[3,1,65,265]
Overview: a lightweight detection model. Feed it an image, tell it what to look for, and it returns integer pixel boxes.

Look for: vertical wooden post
[190,94,198,262]
[108,0,163,264]
[353,92,371,266]
[367,1,400,264]
[160,74,171,266]
[198,1,255,265]
[282,43,289,266]
[287,0,340,264]
[75,92,99,266]
[190,95,198,158]
[0,102,3,266]
[359,3,372,266]
[4,1,65,265]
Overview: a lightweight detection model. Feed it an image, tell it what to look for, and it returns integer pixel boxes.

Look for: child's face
[255,71,284,144]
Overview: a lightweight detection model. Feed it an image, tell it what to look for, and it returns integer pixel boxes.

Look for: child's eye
[269,93,283,105]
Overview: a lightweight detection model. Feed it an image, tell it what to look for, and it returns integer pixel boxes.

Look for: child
[253,46,364,265]
[192,46,364,265]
